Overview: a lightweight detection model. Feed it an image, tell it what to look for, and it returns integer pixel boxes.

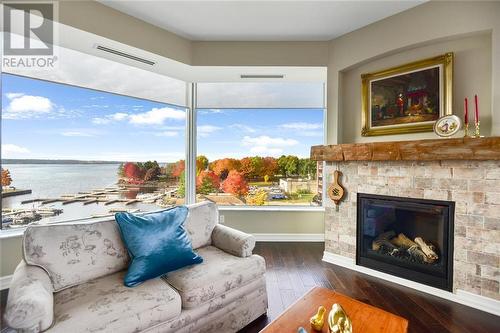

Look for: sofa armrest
[211,224,256,257]
[4,261,54,332]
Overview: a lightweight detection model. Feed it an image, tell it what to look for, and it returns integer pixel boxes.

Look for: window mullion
[185,82,197,205]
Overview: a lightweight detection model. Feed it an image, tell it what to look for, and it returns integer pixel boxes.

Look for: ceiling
[99,1,425,42]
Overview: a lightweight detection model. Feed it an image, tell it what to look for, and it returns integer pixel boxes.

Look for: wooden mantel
[310,137,500,162]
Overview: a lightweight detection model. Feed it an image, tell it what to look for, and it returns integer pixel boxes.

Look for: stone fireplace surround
[313,138,500,315]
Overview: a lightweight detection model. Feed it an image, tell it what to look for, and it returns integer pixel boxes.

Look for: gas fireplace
[356,193,454,291]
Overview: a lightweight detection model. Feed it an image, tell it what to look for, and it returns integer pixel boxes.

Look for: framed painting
[361,53,453,136]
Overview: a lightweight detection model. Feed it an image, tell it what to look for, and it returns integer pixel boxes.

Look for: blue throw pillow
[115,206,203,287]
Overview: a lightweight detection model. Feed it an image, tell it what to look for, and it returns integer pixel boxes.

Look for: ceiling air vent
[240,74,284,79]
[95,45,156,66]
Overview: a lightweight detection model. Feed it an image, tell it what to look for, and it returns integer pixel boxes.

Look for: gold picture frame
[361,53,453,136]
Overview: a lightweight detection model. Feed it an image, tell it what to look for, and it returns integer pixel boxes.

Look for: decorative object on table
[361,53,453,136]
[297,327,309,333]
[433,114,461,137]
[327,170,345,209]
[310,305,326,331]
[473,94,484,138]
[464,97,470,137]
[327,303,352,333]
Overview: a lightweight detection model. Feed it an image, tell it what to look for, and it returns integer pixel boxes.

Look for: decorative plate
[433,115,461,137]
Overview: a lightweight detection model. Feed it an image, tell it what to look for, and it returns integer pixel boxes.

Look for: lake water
[1,164,160,227]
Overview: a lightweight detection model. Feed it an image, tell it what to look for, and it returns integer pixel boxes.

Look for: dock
[13,187,166,207]
[2,189,32,198]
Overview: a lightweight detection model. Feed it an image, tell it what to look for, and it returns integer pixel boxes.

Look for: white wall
[327,1,500,144]
[0,210,324,279]
[221,210,324,235]
[340,33,492,143]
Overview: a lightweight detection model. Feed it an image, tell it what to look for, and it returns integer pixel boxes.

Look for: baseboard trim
[254,233,324,242]
[322,251,500,316]
[0,275,12,290]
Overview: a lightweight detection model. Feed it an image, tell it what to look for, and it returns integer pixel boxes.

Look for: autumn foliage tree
[196,170,220,194]
[144,166,161,181]
[1,168,12,187]
[171,160,185,178]
[222,170,249,197]
[246,189,267,206]
[262,157,278,178]
[123,162,143,180]
[239,157,254,178]
[196,155,209,172]
[211,158,241,180]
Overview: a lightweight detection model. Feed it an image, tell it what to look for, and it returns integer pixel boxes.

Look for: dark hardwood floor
[241,242,500,333]
[1,242,498,332]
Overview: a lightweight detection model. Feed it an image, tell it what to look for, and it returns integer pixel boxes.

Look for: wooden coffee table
[261,286,408,333]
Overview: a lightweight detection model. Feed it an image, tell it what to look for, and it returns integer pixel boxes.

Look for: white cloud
[92,112,130,125]
[280,122,323,130]
[242,135,298,147]
[92,108,185,126]
[241,135,298,157]
[111,112,129,121]
[5,92,24,99]
[250,146,283,155]
[92,117,111,125]
[129,107,186,125]
[3,93,54,119]
[61,131,95,137]
[198,125,222,137]
[300,131,323,137]
[155,131,179,137]
[2,144,30,155]
[161,125,185,131]
[230,123,256,133]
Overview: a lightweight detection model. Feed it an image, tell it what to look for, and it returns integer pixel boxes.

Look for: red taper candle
[464,97,468,125]
[474,94,479,123]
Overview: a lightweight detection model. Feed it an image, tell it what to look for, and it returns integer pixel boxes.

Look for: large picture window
[194,82,325,207]
[1,73,186,229]
[1,50,326,230]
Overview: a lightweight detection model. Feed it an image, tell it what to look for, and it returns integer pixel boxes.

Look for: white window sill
[0,228,25,239]
[0,206,325,239]
[218,206,325,212]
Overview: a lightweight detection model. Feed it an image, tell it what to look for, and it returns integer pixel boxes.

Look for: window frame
[0,77,326,233]
[185,82,327,209]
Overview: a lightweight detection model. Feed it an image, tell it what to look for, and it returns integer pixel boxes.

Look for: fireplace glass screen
[357,193,454,291]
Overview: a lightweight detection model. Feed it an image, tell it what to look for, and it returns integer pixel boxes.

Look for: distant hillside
[1,159,122,165]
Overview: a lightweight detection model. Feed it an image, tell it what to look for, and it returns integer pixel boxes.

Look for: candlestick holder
[464,123,470,138]
[473,121,484,138]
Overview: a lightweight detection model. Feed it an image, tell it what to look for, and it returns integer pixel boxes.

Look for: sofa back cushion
[184,201,218,249]
[22,202,218,291]
[23,219,129,291]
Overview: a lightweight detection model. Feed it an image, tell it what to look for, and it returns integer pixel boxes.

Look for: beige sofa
[4,201,268,333]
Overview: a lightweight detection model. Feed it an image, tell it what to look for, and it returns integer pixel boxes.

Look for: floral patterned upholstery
[6,201,268,333]
[145,276,268,333]
[184,201,218,249]
[211,224,256,257]
[23,220,129,292]
[4,261,54,332]
[48,271,181,333]
[163,246,266,309]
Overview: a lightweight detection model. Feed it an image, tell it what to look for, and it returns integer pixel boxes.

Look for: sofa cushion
[23,219,129,292]
[184,201,218,249]
[163,246,266,309]
[48,270,181,333]
[115,206,203,287]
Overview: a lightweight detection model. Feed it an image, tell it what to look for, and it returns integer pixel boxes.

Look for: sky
[1,73,324,163]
